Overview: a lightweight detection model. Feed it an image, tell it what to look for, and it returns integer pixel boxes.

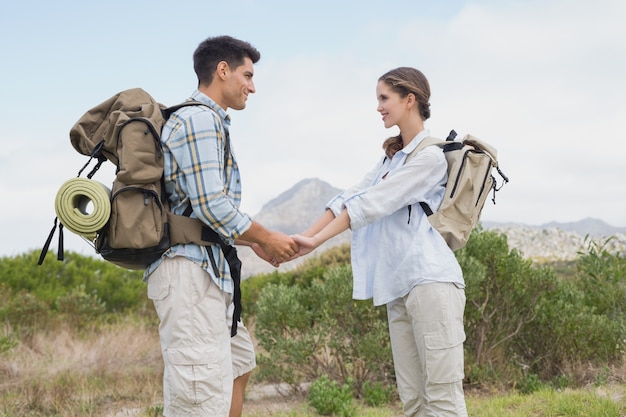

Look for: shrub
[460,228,626,386]
[241,244,351,316]
[0,250,146,314]
[254,265,393,395]
[362,380,396,407]
[576,237,626,320]
[0,290,52,343]
[55,284,107,331]
[308,375,355,417]
[459,229,556,377]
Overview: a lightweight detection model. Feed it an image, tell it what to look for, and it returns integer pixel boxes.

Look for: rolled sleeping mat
[54,178,111,240]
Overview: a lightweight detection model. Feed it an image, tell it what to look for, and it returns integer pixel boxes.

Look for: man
[145,35,298,417]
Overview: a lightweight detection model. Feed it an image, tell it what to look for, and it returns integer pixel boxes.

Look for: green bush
[0,250,147,314]
[55,284,107,331]
[576,237,626,320]
[459,228,626,386]
[254,265,393,395]
[362,380,396,407]
[516,373,545,394]
[459,229,557,377]
[0,290,52,343]
[241,244,351,317]
[308,375,356,417]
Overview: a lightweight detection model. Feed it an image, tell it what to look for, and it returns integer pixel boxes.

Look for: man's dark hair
[193,35,261,87]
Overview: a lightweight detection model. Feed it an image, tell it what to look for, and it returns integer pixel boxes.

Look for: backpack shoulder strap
[405,136,446,164]
[405,129,462,164]
[161,100,209,119]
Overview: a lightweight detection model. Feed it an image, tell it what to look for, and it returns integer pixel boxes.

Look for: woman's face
[376,80,409,129]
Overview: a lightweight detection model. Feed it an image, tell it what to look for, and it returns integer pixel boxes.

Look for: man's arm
[237,221,298,263]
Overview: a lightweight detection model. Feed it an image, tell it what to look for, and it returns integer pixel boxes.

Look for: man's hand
[259,231,299,266]
[249,242,275,266]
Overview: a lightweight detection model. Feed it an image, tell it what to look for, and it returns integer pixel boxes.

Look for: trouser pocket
[166,345,227,409]
[424,325,466,384]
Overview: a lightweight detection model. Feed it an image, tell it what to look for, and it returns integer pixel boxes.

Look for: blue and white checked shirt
[326,129,464,306]
[144,90,252,293]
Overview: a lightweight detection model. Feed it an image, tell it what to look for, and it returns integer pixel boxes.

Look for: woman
[292,67,468,417]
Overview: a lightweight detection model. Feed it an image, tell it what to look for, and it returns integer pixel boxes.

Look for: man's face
[223,57,256,111]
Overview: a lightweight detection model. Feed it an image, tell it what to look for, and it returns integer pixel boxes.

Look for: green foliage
[576,237,626,320]
[1,227,624,398]
[361,380,396,407]
[459,228,626,386]
[0,290,52,343]
[459,229,555,374]
[55,284,107,331]
[241,244,351,316]
[516,373,546,394]
[0,328,18,354]
[241,270,291,317]
[0,250,147,314]
[524,237,626,379]
[254,265,393,395]
[308,375,356,417]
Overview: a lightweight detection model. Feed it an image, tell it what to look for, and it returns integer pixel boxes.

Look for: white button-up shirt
[327,129,464,306]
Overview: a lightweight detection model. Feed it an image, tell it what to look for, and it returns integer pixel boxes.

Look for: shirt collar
[190,90,231,127]
[400,129,431,156]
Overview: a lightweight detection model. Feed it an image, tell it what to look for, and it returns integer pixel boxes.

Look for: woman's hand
[288,234,320,260]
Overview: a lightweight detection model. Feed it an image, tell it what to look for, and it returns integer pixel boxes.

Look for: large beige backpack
[406,130,509,251]
[39,88,223,270]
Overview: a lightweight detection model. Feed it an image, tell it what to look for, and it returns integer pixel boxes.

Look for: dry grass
[0,320,163,416]
[1,321,625,417]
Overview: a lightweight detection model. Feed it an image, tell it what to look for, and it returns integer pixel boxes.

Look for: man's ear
[216,61,230,80]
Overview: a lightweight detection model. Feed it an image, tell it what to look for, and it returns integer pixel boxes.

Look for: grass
[1,321,624,417]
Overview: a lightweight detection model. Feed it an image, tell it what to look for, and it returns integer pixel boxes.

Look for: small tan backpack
[406,130,509,251]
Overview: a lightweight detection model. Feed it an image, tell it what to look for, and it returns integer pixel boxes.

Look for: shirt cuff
[228,213,253,244]
[343,196,367,230]
[326,194,345,217]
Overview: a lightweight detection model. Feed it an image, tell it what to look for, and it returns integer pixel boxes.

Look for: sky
[1,0,625,258]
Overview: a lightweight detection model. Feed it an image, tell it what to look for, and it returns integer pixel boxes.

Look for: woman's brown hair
[379,67,431,159]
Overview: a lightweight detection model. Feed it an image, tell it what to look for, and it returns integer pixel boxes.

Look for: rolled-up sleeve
[326,157,386,219]
[344,147,447,230]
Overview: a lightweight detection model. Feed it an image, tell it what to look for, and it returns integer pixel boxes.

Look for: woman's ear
[406,93,417,109]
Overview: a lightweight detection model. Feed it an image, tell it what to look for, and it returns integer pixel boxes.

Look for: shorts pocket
[166,345,226,409]
[424,325,466,384]
[147,281,170,301]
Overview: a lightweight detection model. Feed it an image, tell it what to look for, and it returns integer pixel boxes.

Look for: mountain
[238,178,626,278]
[252,178,342,235]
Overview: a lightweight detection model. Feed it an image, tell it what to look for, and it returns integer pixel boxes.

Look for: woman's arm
[291,210,351,258]
[300,209,336,237]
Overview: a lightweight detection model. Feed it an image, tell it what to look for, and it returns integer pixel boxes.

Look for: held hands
[287,234,321,261]
[255,209,343,267]
[252,232,322,268]
[258,231,299,268]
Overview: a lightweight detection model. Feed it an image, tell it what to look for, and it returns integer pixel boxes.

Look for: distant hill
[482,218,626,238]
[252,178,342,235]
[239,178,626,278]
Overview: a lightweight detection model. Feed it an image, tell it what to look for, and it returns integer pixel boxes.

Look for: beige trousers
[147,256,256,417]
[387,282,468,417]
